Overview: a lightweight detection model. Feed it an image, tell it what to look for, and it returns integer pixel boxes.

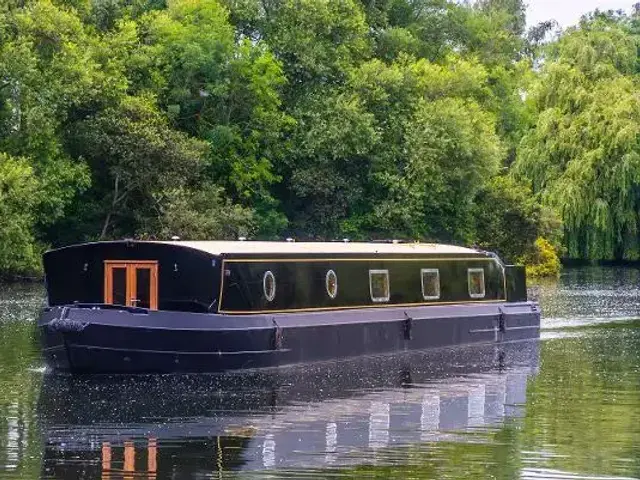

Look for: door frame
[104,261,159,310]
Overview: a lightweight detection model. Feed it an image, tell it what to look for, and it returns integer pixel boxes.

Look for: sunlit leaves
[284,89,378,236]
[515,18,640,259]
[374,96,502,240]
[260,0,371,85]
[154,185,255,240]
[0,154,41,277]
[142,0,290,219]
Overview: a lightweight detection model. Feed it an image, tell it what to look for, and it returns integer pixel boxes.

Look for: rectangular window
[111,267,127,306]
[104,261,159,310]
[468,268,486,299]
[421,268,440,300]
[369,270,390,303]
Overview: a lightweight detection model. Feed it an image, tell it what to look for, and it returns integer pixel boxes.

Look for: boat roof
[156,241,481,256]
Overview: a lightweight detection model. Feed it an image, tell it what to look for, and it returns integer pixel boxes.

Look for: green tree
[139,0,291,235]
[473,176,561,263]
[0,0,571,276]
[514,18,640,260]
[0,0,107,241]
[344,55,501,241]
[0,153,41,277]
[371,96,503,241]
[281,88,378,237]
[257,0,371,89]
[67,94,210,239]
[155,185,255,240]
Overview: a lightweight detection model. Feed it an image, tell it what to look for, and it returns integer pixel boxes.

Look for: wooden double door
[104,261,158,310]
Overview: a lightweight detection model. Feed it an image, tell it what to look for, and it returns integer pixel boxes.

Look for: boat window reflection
[326,270,338,299]
[263,271,276,302]
[101,439,157,480]
[468,268,485,299]
[369,270,390,303]
[421,269,440,300]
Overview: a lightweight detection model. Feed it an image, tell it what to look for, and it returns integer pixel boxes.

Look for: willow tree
[514,18,640,260]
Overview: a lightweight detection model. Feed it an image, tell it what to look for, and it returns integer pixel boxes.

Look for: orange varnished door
[104,261,158,310]
[130,262,158,310]
[104,263,130,307]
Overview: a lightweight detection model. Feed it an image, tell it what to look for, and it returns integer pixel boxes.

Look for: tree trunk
[100,174,121,240]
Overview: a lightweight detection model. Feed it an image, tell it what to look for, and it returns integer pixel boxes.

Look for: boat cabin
[43,241,528,314]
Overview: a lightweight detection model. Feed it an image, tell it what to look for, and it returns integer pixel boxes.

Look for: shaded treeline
[1,0,639,278]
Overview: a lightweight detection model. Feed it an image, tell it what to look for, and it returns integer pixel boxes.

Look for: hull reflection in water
[38,341,539,477]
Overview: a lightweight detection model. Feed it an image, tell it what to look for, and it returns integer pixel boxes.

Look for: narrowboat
[38,240,540,373]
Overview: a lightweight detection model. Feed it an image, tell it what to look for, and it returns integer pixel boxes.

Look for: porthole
[326,269,338,299]
[263,270,276,302]
[468,268,485,299]
[369,269,390,303]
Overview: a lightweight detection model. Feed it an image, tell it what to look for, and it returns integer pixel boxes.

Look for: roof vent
[171,236,180,241]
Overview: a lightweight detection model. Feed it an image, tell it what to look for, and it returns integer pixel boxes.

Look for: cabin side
[218,253,528,314]
[44,241,221,313]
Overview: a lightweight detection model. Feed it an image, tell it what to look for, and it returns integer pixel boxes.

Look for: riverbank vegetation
[1,0,638,278]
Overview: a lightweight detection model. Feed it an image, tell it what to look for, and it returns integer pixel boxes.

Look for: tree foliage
[515,15,640,260]
[68,94,209,239]
[0,153,41,278]
[12,0,640,276]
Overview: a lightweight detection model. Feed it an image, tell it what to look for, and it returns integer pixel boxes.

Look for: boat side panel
[220,257,506,312]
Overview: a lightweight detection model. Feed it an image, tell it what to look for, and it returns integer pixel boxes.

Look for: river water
[1,267,640,479]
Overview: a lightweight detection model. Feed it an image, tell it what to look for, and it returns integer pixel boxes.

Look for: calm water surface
[1,267,640,479]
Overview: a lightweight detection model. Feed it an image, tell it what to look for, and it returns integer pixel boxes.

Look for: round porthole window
[263,271,276,302]
[326,269,338,299]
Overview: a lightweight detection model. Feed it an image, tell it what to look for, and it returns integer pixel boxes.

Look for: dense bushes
[523,238,562,278]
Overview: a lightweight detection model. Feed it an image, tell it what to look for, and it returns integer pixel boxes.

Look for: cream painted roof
[155,241,481,256]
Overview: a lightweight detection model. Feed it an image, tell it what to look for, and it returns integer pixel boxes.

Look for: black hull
[38,302,540,374]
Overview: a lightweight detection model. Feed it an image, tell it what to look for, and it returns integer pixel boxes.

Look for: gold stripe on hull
[222,257,495,263]
[219,299,508,315]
